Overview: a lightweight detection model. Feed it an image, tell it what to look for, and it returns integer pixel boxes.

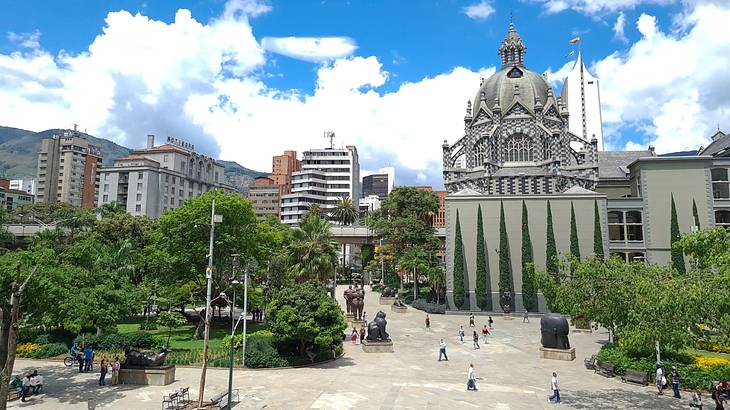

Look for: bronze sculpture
[123,347,170,367]
[366,311,389,341]
[351,284,365,321]
[540,313,571,349]
[500,291,512,314]
[393,296,405,307]
[344,285,354,315]
[381,287,395,297]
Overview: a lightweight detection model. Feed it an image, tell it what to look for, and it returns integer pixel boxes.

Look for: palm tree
[330,197,357,226]
[304,203,324,221]
[98,201,126,217]
[286,216,338,283]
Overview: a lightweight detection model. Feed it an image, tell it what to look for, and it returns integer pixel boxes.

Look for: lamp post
[227,310,245,410]
[230,254,241,334]
[241,261,257,371]
[197,199,222,408]
[379,238,384,282]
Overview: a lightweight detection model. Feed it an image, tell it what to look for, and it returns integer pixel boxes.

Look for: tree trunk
[0,306,11,371]
[96,326,102,336]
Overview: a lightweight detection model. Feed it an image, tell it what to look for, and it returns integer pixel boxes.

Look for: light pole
[230,254,240,334]
[379,238,384,283]
[227,309,245,410]
[197,199,222,408]
[241,261,257,370]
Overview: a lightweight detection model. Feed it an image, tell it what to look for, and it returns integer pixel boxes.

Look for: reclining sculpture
[123,347,170,367]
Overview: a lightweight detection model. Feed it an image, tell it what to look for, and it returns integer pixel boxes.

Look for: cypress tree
[670,194,686,274]
[569,202,580,259]
[453,210,466,309]
[521,201,537,311]
[593,199,604,259]
[475,205,491,311]
[498,201,513,295]
[546,200,558,279]
[692,199,700,230]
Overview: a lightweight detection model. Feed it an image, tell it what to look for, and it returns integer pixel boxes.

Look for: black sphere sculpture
[381,287,395,297]
[540,313,571,349]
[366,311,390,342]
[123,347,170,367]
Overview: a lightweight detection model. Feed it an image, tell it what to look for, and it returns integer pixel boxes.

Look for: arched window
[504,134,534,162]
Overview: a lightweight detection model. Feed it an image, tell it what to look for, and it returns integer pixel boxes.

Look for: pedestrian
[351,328,358,345]
[671,366,681,399]
[469,313,475,327]
[472,330,480,349]
[481,324,490,344]
[656,363,665,395]
[438,338,448,361]
[467,364,478,391]
[359,327,366,344]
[77,351,84,373]
[83,346,93,373]
[425,314,431,330]
[459,326,465,344]
[99,359,108,386]
[523,311,530,323]
[713,385,725,410]
[488,316,494,329]
[363,311,368,324]
[20,374,31,402]
[29,370,42,394]
[111,357,121,386]
[548,372,560,403]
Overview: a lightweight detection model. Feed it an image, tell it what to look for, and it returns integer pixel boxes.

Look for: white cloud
[7,30,41,49]
[463,1,496,20]
[261,37,357,62]
[613,12,628,42]
[543,60,574,90]
[593,2,730,153]
[533,0,677,15]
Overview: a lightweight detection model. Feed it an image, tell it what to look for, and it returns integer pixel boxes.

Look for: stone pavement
[9,286,687,409]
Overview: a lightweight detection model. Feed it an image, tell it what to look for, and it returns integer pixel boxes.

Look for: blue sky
[1,0,728,188]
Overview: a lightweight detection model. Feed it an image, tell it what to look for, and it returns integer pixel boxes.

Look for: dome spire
[498,20,526,69]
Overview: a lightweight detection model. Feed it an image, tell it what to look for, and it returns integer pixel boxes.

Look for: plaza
[9,286,686,410]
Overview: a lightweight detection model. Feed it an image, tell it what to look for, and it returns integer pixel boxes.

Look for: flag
[569,36,581,45]
[566,50,575,58]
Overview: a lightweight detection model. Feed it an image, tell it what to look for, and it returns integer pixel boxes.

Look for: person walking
[467,364,477,391]
[548,372,560,404]
[481,324,490,344]
[469,313,475,327]
[351,328,358,345]
[459,326,465,344]
[359,327,366,344]
[472,330,480,349]
[99,359,108,386]
[488,316,494,329]
[438,338,449,361]
[425,314,431,330]
[670,366,681,399]
[656,363,665,395]
[77,351,84,373]
[523,311,530,323]
[362,311,368,324]
[83,346,93,373]
[111,357,121,386]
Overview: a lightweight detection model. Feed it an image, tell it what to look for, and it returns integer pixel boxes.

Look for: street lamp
[226,309,245,410]
[230,254,241,334]
[241,261,258,370]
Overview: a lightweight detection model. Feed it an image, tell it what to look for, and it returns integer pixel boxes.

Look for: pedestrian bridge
[329,225,445,245]
[3,223,58,238]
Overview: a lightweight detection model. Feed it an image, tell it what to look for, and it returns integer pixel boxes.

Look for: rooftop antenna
[324,131,336,149]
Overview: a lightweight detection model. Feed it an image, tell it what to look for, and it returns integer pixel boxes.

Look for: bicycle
[63,354,79,367]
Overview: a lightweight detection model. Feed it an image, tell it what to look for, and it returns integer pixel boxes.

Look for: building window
[135,204,141,212]
[103,184,109,192]
[165,175,169,183]
[608,210,643,242]
[102,194,108,202]
[712,168,729,199]
[716,210,730,229]
[164,155,168,163]
[504,134,534,162]
[136,193,142,201]
[138,172,143,179]
[137,182,143,191]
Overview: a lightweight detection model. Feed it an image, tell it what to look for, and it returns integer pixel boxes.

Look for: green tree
[670,194,686,274]
[158,311,187,349]
[303,203,324,221]
[475,205,491,311]
[286,216,338,283]
[397,246,429,300]
[569,202,580,259]
[498,201,513,295]
[97,201,126,218]
[545,200,558,279]
[692,199,700,229]
[267,280,346,358]
[521,201,537,312]
[593,200,604,259]
[453,210,466,309]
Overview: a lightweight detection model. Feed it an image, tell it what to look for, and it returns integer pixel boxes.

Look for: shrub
[16,343,41,358]
[694,356,730,369]
[697,339,730,354]
[371,284,383,293]
[384,272,400,290]
[30,343,68,359]
[411,299,446,314]
[139,320,158,331]
[33,334,51,345]
[73,332,156,350]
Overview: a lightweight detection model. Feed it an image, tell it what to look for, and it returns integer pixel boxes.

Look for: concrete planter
[362,339,394,353]
[379,296,396,305]
[391,305,408,313]
[119,365,175,385]
[539,347,576,361]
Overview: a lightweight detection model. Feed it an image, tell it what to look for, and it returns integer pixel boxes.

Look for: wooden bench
[210,389,240,409]
[621,369,649,386]
[595,362,615,378]
[584,354,597,370]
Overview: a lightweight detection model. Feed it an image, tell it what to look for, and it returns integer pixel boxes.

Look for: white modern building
[10,179,36,196]
[561,52,604,151]
[281,144,360,225]
[97,135,234,218]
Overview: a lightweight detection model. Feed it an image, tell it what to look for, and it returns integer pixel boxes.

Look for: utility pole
[379,238,384,282]
[198,199,220,407]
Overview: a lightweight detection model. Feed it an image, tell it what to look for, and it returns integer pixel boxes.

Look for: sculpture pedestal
[379,296,395,305]
[349,320,366,328]
[362,339,394,353]
[572,328,593,334]
[503,313,513,320]
[539,347,576,361]
[345,313,355,321]
[120,365,176,385]
[391,305,407,313]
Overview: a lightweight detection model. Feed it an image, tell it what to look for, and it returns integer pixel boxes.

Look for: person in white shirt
[548,372,560,403]
[438,338,448,361]
[458,326,465,344]
[29,371,43,394]
[656,364,665,395]
[467,364,477,391]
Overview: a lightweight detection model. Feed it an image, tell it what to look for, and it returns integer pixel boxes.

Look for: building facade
[10,179,36,196]
[97,135,234,218]
[0,179,33,211]
[271,150,301,195]
[281,143,360,225]
[362,174,389,199]
[562,52,604,151]
[36,128,102,208]
[249,177,281,219]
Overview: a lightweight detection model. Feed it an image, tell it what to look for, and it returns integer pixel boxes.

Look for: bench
[210,389,240,409]
[595,362,615,378]
[162,391,179,409]
[584,354,597,370]
[621,369,649,386]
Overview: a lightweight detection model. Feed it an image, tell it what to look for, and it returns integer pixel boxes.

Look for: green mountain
[0,126,266,194]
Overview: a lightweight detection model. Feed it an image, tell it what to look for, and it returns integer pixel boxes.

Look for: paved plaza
[10,286,687,409]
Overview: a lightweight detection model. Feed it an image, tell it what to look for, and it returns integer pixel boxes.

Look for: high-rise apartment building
[36,128,102,208]
[271,151,300,194]
[248,177,281,219]
[281,143,360,225]
[97,135,234,218]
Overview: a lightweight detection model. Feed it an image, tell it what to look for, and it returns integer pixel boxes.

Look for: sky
[1,0,729,188]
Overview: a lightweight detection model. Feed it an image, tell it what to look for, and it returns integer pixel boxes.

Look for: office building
[97,135,234,218]
[249,177,281,219]
[271,151,301,195]
[10,179,36,196]
[36,128,102,208]
[362,174,389,199]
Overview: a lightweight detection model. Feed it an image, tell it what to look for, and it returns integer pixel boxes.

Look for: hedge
[73,332,162,350]
[411,299,446,314]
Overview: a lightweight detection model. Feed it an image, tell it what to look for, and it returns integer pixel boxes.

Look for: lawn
[685,347,730,360]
